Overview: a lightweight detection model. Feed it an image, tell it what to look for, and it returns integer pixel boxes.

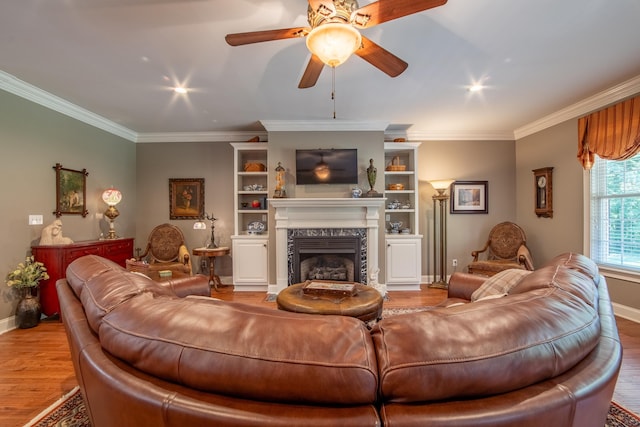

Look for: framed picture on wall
[53,163,89,218]
[169,178,204,220]
[450,181,488,214]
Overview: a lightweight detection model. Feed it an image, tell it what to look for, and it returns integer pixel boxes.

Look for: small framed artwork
[53,163,89,217]
[169,178,204,220]
[450,181,488,214]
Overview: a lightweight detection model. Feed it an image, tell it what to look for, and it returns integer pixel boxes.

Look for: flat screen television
[295,149,358,185]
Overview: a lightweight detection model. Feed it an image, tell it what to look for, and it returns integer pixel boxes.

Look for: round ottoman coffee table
[276,282,383,322]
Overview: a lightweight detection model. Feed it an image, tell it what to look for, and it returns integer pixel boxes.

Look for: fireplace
[269,198,385,294]
[288,229,366,284]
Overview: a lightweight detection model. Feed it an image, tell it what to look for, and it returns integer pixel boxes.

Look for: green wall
[0,90,136,323]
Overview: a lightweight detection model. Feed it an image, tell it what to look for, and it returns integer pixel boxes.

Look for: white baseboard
[0,315,17,336]
[386,283,422,291]
[612,303,640,323]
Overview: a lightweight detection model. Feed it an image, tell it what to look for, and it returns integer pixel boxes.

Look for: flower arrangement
[5,256,49,289]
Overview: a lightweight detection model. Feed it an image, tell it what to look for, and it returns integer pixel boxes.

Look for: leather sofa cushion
[99,295,379,406]
[543,252,599,282]
[510,265,598,308]
[372,265,600,403]
[65,255,176,333]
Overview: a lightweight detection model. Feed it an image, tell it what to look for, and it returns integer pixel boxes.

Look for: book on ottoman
[302,281,357,297]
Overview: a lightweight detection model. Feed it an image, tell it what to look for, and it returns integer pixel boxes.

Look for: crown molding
[4,68,638,144]
[0,71,137,142]
[386,129,515,141]
[135,131,268,143]
[514,74,640,140]
[260,119,389,132]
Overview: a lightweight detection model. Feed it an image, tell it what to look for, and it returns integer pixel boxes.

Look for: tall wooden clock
[533,167,553,218]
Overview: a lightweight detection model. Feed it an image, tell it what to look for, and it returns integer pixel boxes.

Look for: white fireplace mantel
[269,198,385,294]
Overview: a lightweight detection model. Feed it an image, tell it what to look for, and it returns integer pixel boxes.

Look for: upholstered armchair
[139,223,192,275]
[467,221,534,277]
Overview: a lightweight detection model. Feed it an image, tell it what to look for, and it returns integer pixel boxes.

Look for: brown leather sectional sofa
[57,252,621,427]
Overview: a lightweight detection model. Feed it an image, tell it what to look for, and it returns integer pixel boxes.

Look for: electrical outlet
[385,214,390,221]
[262,214,267,222]
[452,259,458,267]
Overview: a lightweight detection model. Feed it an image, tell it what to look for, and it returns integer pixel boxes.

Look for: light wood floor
[1,285,638,427]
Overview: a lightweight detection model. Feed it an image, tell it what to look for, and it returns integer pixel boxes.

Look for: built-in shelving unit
[383,142,420,235]
[232,142,269,236]
[383,142,422,287]
[231,142,269,289]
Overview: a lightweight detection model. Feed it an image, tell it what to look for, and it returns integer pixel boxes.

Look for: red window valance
[577,94,640,170]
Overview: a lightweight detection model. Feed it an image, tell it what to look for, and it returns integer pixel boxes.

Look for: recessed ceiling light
[468,84,484,92]
[173,87,188,94]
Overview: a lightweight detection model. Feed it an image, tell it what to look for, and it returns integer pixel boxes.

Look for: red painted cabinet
[32,238,134,316]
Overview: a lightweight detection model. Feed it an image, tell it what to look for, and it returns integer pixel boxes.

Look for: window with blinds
[590,154,640,271]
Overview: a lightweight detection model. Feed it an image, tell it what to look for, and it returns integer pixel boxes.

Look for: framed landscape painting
[169,178,204,219]
[53,163,89,217]
[450,181,488,214]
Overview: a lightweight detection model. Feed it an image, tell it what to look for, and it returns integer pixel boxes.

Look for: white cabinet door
[386,237,421,285]
[232,237,268,288]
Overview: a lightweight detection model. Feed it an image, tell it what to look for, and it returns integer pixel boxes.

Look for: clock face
[537,176,547,188]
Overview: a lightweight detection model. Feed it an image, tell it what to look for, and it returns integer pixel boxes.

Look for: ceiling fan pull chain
[332,66,336,119]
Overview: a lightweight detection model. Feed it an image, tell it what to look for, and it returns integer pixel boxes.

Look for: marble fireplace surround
[269,198,385,294]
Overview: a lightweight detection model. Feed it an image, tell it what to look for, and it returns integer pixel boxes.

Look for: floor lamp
[428,179,455,289]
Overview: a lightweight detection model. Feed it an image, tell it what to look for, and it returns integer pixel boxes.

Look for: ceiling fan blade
[355,37,408,77]
[298,55,325,88]
[225,27,309,46]
[352,0,447,28]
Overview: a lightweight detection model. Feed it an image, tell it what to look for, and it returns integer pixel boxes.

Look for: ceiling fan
[225,0,448,89]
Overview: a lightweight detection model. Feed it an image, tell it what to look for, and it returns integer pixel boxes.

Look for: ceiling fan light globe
[306,23,361,67]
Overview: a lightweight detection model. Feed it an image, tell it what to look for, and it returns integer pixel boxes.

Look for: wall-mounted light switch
[29,215,43,225]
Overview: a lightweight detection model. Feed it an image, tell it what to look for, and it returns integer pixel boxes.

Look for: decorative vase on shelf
[16,287,42,329]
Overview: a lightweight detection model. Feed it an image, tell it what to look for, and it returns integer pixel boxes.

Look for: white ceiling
[1,0,640,142]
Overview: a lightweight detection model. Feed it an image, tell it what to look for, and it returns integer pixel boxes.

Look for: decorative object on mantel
[53,163,89,218]
[40,219,74,245]
[6,256,49,328]
[273,162,287,198]
[428,179,455,289]
[365,158,381,197]
[102,187,122,239]
[351,186,363,198]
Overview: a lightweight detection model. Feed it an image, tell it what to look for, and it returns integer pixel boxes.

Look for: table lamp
[102,187,122,239]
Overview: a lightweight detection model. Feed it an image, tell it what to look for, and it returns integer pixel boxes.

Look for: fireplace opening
[290,235,362,284]
[300,255,354,282]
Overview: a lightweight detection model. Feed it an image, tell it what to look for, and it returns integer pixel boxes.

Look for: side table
[192,246,230,291]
